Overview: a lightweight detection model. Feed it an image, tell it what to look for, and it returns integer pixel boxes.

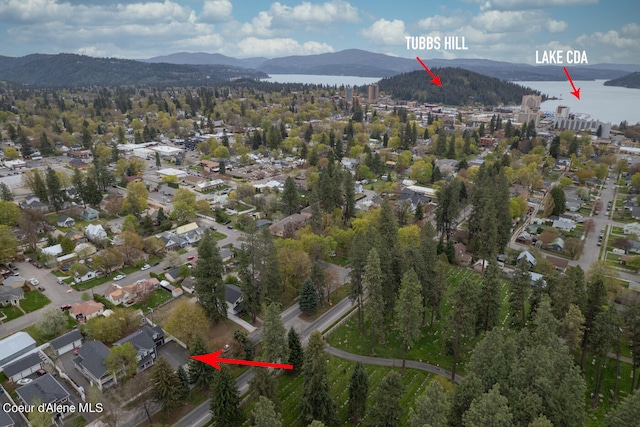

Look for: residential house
[16,373,70,407]
[73,341,115,391]
[546,256,569,273]
[220,248,234,263]
[68,158,88,169]
[85,224,107,242]
[142,325,165,347]
[632,207,640,220]
[22,195,48,212]
[623,222,640,236]
[180,277,195,294]
[200,160,220,173]
[113,329,158,372]
[0,410,14,427]
[256,219,272,229]
[158,231,187,250]
[74,242,97,259]
[196,179,225,192]
[164,267,183,283]
[0,333,37,367]
[49,330,83,356]
[546,237,565,252]
[81,207,100,221]
[2,275,25,288]
[65,230,87,245]
[269,213,309,238]
[628,239,640,254]
[104,283,129,306]
[398,188,431,212]
[552,219,576,232]
[225,284,243,316]
[4,353,43,382]
[517,250,537,267]
[41,244,64,258]
[530,272,547,287]
[473,259,489,272]
[69,300,105,322]
[453,243,472,268]
[0,286,24,307]
[565,197,583,213]
[57,215,76,228]
[176,222,207,245]
[516,231,533,244]
[122,278,159,304]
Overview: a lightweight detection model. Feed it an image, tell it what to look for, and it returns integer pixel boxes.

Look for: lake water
[512,80,640,125]
[267,74,640,125]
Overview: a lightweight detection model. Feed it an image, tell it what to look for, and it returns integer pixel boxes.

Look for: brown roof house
[269,213,309,238]
[69,300,105,322]
[453,243,472,267]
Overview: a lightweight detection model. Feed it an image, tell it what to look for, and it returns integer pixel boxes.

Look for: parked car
[223,220,231,225]
[152,261,160,267]
[113,274,126,281]
[60,304,72,311]
[140,264,150,271]
[227,225,233,229]
[73,347,81,355]
[36,369,47,377]
[17,378,32,385]
[28,278,39,286]
[187,256,195,261]
[37,286,45,292]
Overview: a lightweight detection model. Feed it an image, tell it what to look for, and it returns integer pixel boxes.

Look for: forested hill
[378,68,542,106]
[0,53,267,86]
[604,72,640,89]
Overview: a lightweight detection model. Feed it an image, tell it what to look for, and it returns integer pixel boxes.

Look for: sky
[0,0,639,64]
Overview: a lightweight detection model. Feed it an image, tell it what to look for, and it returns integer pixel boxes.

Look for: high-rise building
[344,86,353,101]
[367,83,379,104]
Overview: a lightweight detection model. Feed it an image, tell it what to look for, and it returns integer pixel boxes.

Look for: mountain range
[0,49,639,87]
[146,49,640,82]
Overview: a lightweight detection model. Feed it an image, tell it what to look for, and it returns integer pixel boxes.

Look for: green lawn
[73,275,114,291]
[241,356,436,426]
[0,305,24,321]
[584,355,635,427]
[20,290,51,313]
[131,289,173,311]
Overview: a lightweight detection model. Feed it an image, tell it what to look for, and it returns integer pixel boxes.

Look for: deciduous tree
[106,342,138,384]
[164,300,209,347]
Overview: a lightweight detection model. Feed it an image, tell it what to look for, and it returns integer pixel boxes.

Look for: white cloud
[235,37,333,57]
[200,0,233,23]
[622,23,640,37]
[473,10,565,33]
[481,0,598,11]
[360,19,408,46]
[416,15,465,31]
[269,0,358,25]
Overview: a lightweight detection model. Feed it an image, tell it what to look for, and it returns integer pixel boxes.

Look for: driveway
[157,341,189,371]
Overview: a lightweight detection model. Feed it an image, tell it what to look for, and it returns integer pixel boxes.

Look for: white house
[3,353,43,382]
[85,224,107,242]
[623,222,640,236]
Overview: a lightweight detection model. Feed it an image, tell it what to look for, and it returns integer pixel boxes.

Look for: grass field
[241,356,437,426]
[20,289,51,312]
[0,305,24,321]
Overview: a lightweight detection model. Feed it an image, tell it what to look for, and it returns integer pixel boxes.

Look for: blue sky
[0,0,638,64]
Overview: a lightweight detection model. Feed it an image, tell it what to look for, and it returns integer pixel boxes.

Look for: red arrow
[416,57,442,87]
[190,350,294,370]
[563,66,581,100]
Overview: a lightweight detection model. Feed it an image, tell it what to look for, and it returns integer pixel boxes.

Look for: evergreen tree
[550,186,566,216]
[590,307,617,409]
[435,130,447,156]
[348,362,369,422]
[342,170,356,224]
[155,151,161,168]
[150,357,182,411]
[249,367,279,411]
[0,183,13,201]
[193,231,226,321]
[364,248,386,354]
[435,178,462,241]
[287,327,304,373]
[580,278,608,370]
[301,331,337,426]
[281,176,300,215]
[509,258,531,329]
[210,366,242,427]
[414,202,424,221]
[447,134,456,159]
[604,391,640,427]
[376,199,400,317]
[396,269,424,374]
[366,370,404,427]
[310,261,325,306]
[71,168,85,206]
[187,335,215,391]
[45,167,65,212]
[408,380,450,427]
[39,132,53,156]
[349,229,376,332]
[462,384,513,427]
[219,160,226,174]
[299,278,318,314]
[176,365,190,400]
[476,260,502,332]
[83,176,103,206]
[238,246,261,324]
[449,375,483,427]
[251,396,282,427]
[262,303,289,363]
[448,277,478,382]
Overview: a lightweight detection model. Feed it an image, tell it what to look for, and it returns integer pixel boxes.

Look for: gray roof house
[50,330,83,356]
[81,207,99,221]
[114,329,158,372]
[517,250,537,267]
[73,341,115,391]
[0,285,24,306]
[16,373,70,406]
[3,353,43,382]
[225,284,243,315]
[0,410,14,427]
[57,215,76,228]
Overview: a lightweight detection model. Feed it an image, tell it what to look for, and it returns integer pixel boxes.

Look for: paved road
[174,265,354,427]
[325,345,463,383]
